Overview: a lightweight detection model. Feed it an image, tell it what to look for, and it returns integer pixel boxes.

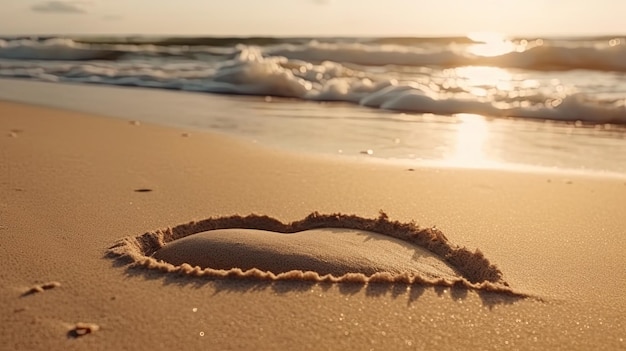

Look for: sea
[1,34,625,176]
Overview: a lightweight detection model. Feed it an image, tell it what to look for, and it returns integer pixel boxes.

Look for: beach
[1,100,625,350]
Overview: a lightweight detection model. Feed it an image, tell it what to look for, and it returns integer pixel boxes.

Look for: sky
[1,0,625,37]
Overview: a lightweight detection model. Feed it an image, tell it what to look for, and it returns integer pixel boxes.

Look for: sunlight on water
[466,32,515,57]
[453,66,514,96]
[447,114,491,167]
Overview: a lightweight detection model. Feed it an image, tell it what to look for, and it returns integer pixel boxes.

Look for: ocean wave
[267,41,471,67]
[268,40,626,72]
[486,44,626,72]
[366,86,626,123]
[2,37,626,74]
[0,38,124,61]
[2,36,625,124]
[2,45,624,124]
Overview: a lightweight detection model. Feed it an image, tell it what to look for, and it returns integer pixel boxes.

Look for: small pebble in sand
[181,132,190,137]
[360,149,374,155]
[68,323,100,338]
[8,132,17,137]
[130,120,140,126]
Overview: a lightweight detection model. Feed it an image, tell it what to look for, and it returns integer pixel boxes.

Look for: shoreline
[2,78,626,177]
[1,100,625,350]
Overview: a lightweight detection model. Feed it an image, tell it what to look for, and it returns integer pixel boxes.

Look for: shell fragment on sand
[23,281,61,296]
[68,323,100,338]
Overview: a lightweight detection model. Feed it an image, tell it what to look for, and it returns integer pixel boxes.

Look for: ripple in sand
[107,212,519,294]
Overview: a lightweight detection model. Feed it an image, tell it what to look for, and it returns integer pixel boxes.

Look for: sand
[124,213,510,288]
[1,100,625,350]
[151,228,465,280]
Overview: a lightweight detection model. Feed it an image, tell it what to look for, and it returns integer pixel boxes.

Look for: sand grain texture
[152,228,464,279]
[1,100,626,350]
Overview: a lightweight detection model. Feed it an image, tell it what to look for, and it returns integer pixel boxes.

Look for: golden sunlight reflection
[454,66,513,92]
[467,32,515,57]
[447,114,490,167]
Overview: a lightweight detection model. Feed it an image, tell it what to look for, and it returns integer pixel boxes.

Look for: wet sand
[1,101,625,350]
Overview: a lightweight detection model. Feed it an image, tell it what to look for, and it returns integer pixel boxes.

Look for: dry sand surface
[1,101,625,350]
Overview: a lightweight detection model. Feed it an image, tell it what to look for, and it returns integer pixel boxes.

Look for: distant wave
[2,37,626,72]
[0,38,123,61]
[73,35,478,47]
[11,34,617,47]
[485,44,626,72]
[269,41,626,72]
[267,42,472,67]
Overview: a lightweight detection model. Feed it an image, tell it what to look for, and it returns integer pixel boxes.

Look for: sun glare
[454,66,513,91]
[445,66,514,99]
[447,113,491,167]
[467,32,515,57]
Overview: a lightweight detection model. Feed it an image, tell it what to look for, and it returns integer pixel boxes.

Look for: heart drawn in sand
[107,212,522,295]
